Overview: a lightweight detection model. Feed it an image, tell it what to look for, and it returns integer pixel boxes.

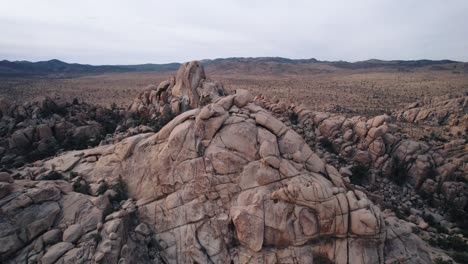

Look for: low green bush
[451,251,468,264]
[96,182,109,196]
[111,175,128,203]
[433,257,453,264]
[97,176,128,204]
[350,164,369,186]
[314,254,333,264]
[422,213,449,234]
[320,138,336,154]
[73,181,89,194]
[390,157,407,185]
[289,111,298,125]
[90,233,102,244]
[429,235,468,252]
[42,171,63,180]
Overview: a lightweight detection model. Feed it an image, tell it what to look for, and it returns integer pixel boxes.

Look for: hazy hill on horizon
[1,57,466,77]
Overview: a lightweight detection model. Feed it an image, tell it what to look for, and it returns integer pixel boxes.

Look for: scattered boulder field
[0,62,466,263]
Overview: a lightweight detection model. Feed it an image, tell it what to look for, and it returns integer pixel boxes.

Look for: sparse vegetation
[350,164,369,186]
[434,257,453,264]
[390,157,407,185]
[97,176,128,203]
[422,213,449,234]
[314,254,333,264]
[96,182,109,196]
[451,251,468,264]
[112,175,128,202]
[320,138,336,154]
[429,235,468,252]
[2,70,467,117]
[90,233,102,244]
[289,111,298,125]
[42,171,64,180]
[73,181,90,194]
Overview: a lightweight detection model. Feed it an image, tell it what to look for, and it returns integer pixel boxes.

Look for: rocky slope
[0,62,465,263]
[0,96,124,168]
[255,94,467,212]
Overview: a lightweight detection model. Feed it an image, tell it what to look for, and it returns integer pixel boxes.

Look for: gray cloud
[0,0,467,64]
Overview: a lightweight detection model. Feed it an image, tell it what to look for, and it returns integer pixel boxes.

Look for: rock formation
[0,62,458,263]
[394,93,467,127]
[255,94,467,216]
[0,174,160,263]
[0,96,122,168]
[128,61,226,123]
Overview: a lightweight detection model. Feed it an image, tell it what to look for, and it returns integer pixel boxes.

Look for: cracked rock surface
[0,62,438,263]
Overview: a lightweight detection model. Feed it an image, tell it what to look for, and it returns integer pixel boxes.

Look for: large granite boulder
[19,94,426,263]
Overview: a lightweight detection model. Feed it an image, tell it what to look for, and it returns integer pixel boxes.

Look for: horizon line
[1,56,465,66]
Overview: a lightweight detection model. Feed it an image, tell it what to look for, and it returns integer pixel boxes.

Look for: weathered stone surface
[42,229,62,245]
[135,223,151,236]
[0,172,13,183]
[41,242,74,264]
[0,182,13,199]
[233,89,254,108]
[383,216,432,264]
[27,88,390,263]
[1,62,444,264]
[0,95,120,169]
[256,93,467,219]
[63,224,83,243]
[128,60,226,123]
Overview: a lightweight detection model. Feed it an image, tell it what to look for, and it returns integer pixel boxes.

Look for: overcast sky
[1,0,467,64]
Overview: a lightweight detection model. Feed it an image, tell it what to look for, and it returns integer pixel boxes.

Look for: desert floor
[1,70,467,116]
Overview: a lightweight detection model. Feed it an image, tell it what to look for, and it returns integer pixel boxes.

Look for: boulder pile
[255,94,467,218]
[394,93,467,127]
[0,96,122,168]
[0,172,160,263]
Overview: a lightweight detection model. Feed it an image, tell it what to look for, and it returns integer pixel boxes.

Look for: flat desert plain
[1,69,467,116]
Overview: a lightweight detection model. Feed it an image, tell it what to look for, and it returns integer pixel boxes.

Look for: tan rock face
[0,178,157,263]
[39,88,390,263]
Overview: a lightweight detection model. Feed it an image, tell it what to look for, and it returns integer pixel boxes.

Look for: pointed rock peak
[129,61,226,122]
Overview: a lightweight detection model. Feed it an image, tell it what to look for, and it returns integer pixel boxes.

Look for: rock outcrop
[128,61,226,123]
[0,96,122,168]
[255,95,468,216]
[0,62,445,263]
[0,173,161,263]
[394,93,467,127]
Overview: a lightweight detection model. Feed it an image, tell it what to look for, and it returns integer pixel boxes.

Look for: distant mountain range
[0,57,466,77]
[0,59,180,77]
